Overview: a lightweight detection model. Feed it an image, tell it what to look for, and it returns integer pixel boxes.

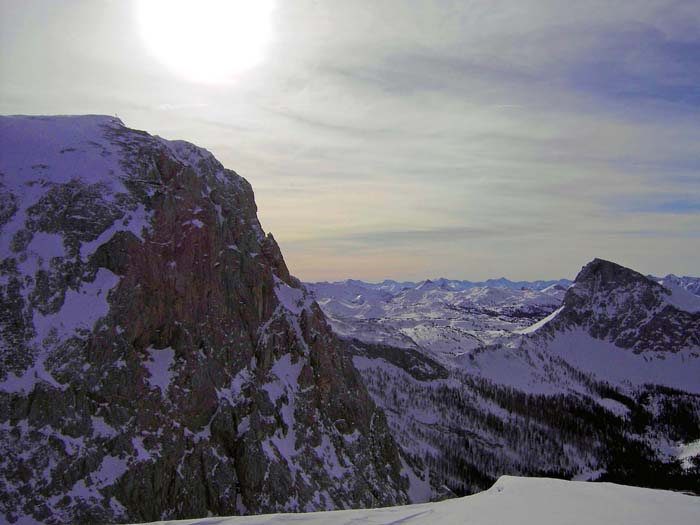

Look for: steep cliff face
[0,115,408,524]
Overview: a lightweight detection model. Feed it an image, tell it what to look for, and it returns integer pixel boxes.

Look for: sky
[1,0,699,281]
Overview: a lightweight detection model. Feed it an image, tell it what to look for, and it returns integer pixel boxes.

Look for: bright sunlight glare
[136,0,275,84]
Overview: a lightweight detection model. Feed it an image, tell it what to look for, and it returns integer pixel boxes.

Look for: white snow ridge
[141,476,700,525]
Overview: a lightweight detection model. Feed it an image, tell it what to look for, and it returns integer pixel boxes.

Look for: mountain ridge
[311,277,574,293]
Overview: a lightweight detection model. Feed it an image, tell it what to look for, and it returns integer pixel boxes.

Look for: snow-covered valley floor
[136,476,699,525]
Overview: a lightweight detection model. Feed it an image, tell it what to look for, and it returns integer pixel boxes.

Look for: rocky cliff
[0,115,409,524]
[543,258,700,354]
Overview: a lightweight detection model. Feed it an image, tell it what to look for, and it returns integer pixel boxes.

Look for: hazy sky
[2,1,699,281]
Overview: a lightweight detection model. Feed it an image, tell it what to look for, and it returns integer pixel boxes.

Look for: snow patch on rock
[143,346,176,395]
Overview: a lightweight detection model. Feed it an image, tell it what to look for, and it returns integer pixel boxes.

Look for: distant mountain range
[312,274,700,295]
[325,277,574,293]
[308,260,700,496]
[306,278,566,353]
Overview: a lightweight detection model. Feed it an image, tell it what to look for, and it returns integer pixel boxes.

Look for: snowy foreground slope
[141,476,700,525]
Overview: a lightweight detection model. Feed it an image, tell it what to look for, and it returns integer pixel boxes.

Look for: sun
[136,0,275,84]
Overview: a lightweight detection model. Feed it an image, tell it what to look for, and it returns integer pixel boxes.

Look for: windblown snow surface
[136,476,700,525]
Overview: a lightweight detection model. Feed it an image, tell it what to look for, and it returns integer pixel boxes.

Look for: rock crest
[544,258,700,353]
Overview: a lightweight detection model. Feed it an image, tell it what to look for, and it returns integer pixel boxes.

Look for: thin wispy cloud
[620,197,700,215]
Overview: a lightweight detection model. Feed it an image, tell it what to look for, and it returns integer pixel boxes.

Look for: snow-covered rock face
[506,258,700,394]
[542,258,700,354]
[0,116,408,524]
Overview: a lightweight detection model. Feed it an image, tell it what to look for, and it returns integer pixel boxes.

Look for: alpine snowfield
[138,476,700,525]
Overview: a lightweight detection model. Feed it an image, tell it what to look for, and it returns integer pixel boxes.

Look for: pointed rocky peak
[563,258,666,312]
[563,258,700,315]
[572,258,655,290]
[415,279,436,291]
[564,259,669,316]
[538,258,700,354]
